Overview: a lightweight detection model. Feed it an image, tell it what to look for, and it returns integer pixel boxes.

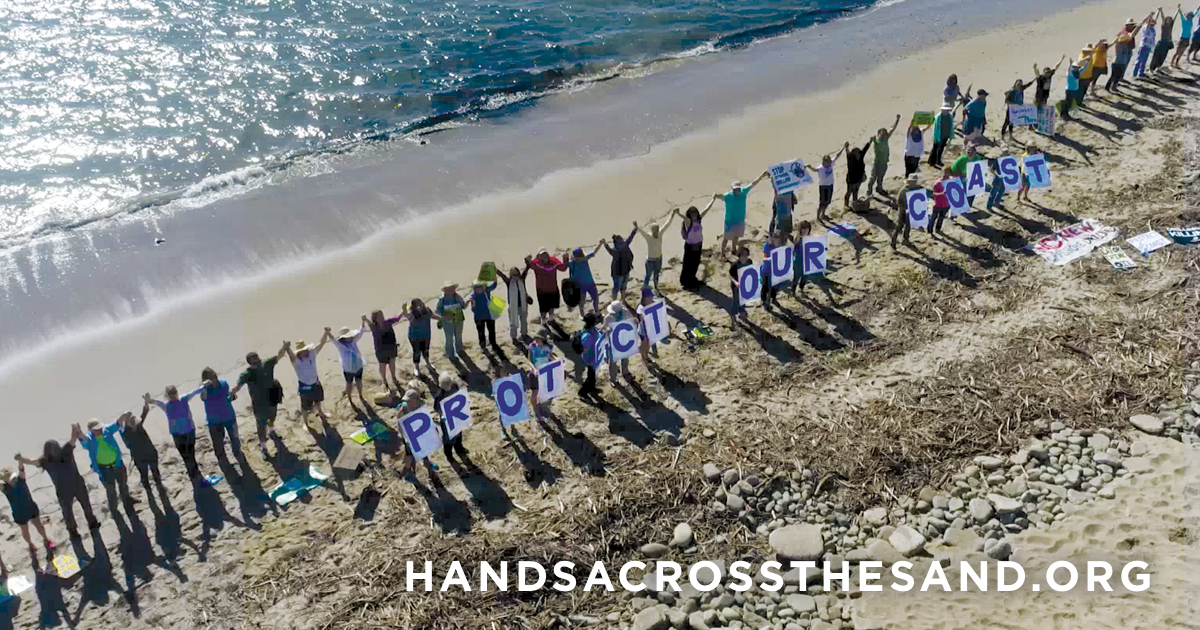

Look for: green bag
[95,438,119,468]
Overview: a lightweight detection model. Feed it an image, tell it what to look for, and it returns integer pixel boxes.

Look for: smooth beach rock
[888,526,925,557]
[632,607,669,630]
[671,523,695,548]
[1128,414,1163,434]
[863,507,887,527]
[641,543,670,558]
[726,494,745,512]
[968,498,994,522]
[786,593,817,613]
[770,524,825,562]
[703,463,722,482]
[986,494,1022,515]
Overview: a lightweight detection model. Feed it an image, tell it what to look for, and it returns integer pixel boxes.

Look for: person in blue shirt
[199,368,244,466]
[712,171,770,259]
[568,244,604,317]
[1061,57,1091,121]
[75,416,136,519]
[985,158,1007,211]
[466,280,500,350]
[576,312,603,399]
[1172,4,1196,67]
[962,89,989,146]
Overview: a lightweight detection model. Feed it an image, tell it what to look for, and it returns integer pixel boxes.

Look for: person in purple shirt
[198,367,244,465]
[144,386,205,482]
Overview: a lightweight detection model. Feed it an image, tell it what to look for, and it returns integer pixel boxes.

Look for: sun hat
[906,174,920,185]
[607,301,624,316]
[294,339,315,353]
[535,328,552,340]
[403,389,421,402]
[441,280,457,290]
[0,468,12,483]
[87,419,101,431]
[1126,17,1136,25]
[731,181,743,190]
[337,326,356,340]
[472,280,486,288]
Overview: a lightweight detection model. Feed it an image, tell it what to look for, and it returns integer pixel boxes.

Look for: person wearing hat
[1132,11,1158,78]
[231,341,290,458]
[712,171,770,258]
[601,224,639,301]
[1075,44,1098,103]
[399,298,440,376]
[466,279,501,350]
[1,461,55,558]
[197,367,246,467]
[286,330,332,428]
[144,385,206,482]
[961,89,989,145]
[435,281,468,361]
[74,415,136,519]
[928,104,957,168]
[1108,19,1144,91]
[636,212,675,296]
[526,328,556,419]
[395,388,437,482]
[1088,40,1110,98]
[636,287,663,361]
[16,433,101,538]
[329,320,370,410]
[527,249,568,327]
[891,174,923,251]
[567,244,603,317]
[1060,56,1092,122]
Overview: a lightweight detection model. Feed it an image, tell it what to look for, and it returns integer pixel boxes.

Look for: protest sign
[801,235,828,275]
[945,178,969,216]
[1022,153,1050,189]
[609,320,641,361]
[398,406,442,460]
[768,159,814,194]
[537,359,567,402]
[1029,219,1118,265]
[997,156,1022,191]
[768,244,794,286]
[593,331,610,367]
[1127,231,1172,255]
[965,160,987,197]
[1008,104,1038,126]
[737,265,761,306]
[912,111,935,125]
[438,390,473,440]
[638,300,670,345]
[1036,105,1056,135]
[828,222,858,240]
[492,373,529,426]
[1166,227,1200,244]
[905,188,930,230]
[1100,245,1137,270]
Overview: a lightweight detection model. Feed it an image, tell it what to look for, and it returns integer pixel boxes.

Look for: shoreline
[0,0,1167,461]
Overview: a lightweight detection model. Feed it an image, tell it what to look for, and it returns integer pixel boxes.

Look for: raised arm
[888,113,901,136]
[590,242,604,256]
[313,328,332,355]
[699,196,717,219]
[600,238,614,255]
[626,224,638,244]
[659,211,676,232]
[15,452,40,467]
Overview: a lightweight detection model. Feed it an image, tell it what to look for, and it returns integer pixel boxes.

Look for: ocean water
[0,0,1100,365]
[1,0,875,250]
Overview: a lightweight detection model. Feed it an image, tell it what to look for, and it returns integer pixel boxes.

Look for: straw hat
[0,467,13,483]
[336,326,356,340]
[607,301,625,316]
[1126,17,1137,26]
[731,181,743,190]
[294,339,316,353]
[441,280,458,291]
[86,419,101,431]
[906,174,920,185]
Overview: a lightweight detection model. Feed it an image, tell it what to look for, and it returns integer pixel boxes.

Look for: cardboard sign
[1100,245,1137,270]
[1029,219,1119,265]
[965,160,988,197]
[536,360,567,402]
[594,331,610,367]
[3,575,33,598]
[945,178,969,216]
[1167,227,1200,244]
[638,300,670,346]
[1126,231,1172,255]
[801,235,829,276]
[912,111,935,126]
[768,159,814,194]
[1022,153,1050,189]
[1008,104,1038,126]
[492,373,529,426]
[768,245,795,286]
[52,556,81,579]
[438,391,472,440]
[1036,105,1057,135]
[609,320,641,361]
[997,156,1022,191]
[905,188,930,230]
[398,405,442,460]
[737,265,761,306]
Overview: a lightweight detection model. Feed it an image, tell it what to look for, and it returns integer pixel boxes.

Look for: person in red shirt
[526,248,568,327]
[931,167,952,237]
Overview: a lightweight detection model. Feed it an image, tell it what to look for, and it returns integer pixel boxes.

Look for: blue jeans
[643,258,662,290]
[1132,47,1151,77]
[986,185,1005,209]
[612,275,629,297]
[443,321,466,358]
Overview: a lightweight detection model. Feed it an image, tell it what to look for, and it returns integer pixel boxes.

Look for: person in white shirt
[285,330,331,427]
[806,144,847,222]
[903,123,930,177]
[636,213,675,296]
[333,320,370,410]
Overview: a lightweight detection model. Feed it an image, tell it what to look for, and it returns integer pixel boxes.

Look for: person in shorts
[286,332,331,427]
[712,172,769,258]
[232,341,289,456]
[368,309,404,396]
[400,298,439,376]
[807,144,847,222]
[333,321,370,409]
[1,464,55,558]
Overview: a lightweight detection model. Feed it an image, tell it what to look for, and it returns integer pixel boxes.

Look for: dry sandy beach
[2,0,1199,628]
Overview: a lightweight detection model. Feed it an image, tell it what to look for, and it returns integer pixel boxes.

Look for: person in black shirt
[17,435,99,539]
[728,246,753,329]
[1,462,56,556]
[1032,55,1066,111]
[119,403,168,506]
[843,139,872,209]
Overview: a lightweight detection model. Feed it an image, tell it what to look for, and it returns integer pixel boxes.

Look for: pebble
[672,523,695,548]
[1128,414,1164,435]
[888,526,926,557]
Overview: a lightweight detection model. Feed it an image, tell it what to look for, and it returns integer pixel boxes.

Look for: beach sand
[2,0,1199,628]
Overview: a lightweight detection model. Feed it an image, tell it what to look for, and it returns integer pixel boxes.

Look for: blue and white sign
[609,320,641,361]
[905,188,930,230]
[638,300,670,346]
[1008,104,1038,126]
[965,160,988,197]
[536,359,567,402]
[945,178,969,217]
[492,373,529,426]
[1022,153,1050,189]
[398,406,442,460]
[768,245,794,287]
[737,265,761,306]
[438,391,472,440]
[768,158,814,194]
[801,235,828,276]
[997,156,1022,191]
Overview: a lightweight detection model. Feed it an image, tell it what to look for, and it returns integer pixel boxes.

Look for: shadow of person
[539,411,607,476]
[146,490,193,580]
[501,425,562,488]
[112,508,159,618]
[590,389,656,447]
[410,470,472,535]
[216,458,270,529]
[305,417,349,501]
[74,529,124,621]
[191,482,244,561]
[450,460,515,520]
[33,559,71,630]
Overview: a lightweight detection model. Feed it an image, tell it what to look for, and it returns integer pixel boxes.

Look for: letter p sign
[399,406,442,460]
